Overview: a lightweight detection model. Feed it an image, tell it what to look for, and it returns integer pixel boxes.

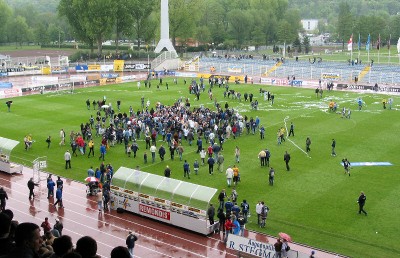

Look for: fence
[198,57,400,86]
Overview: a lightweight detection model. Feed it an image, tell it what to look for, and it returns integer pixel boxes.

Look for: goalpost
[32,156,48,184]
[56,82,75,94]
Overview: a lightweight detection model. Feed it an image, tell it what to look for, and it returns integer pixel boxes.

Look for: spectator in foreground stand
[76,236,100,258]
[111,246,130,258]
[0,212,15,256]
[0,187,8,211]
[52,235,74,258]
[2,222,43,258]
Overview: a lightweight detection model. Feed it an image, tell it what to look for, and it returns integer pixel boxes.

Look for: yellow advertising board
[197,73,212,79]
[41,66,51,75]
[87,74,101,80]
[88,64,101,71]
[114,60,124,72]
[99,78,107,85]
[228,75,244,82]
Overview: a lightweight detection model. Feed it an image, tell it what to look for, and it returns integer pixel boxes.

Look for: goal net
[56,82,74,94]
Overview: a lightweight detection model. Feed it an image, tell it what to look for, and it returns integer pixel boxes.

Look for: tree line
[0,0,399,55]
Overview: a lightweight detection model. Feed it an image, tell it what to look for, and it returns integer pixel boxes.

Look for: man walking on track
[27,178,39,199]
[54,186,64,208]
[126,231,138,258]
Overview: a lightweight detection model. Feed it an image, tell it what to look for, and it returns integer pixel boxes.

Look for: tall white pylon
[154,0,176,53]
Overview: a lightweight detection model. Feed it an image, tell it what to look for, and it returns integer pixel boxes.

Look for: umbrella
[85,177,99,183]
[101,104,109,109]
[278,232,292,242]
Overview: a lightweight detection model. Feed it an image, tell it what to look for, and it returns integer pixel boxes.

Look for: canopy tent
[112,166,217,212]
[0,137,20,162]
[0,136,23,174]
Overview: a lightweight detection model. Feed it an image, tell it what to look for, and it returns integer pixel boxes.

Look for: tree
[227,9,252,48]
[293,36,302,53]
[48,24,65,45]
[169,0,201,47]
[199,0,228,45]
[303,35,311,54]
[8,15,31,47]
[113,0,133,52]
[58,0,96,53]
[336,2,354,43]
[128,0,156,50]
[34,23,50,45]
[277,21,292,43]
[84,0,115,54]
[0,0,12,42]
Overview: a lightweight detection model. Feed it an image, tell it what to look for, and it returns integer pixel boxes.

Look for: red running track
[0,168,345,258]
[0,170,239,258]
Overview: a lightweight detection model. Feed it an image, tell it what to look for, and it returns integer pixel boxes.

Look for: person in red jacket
[232,125,238,139]
[41,217,51,234]
[207,144,213,158]
[223,216,236,243]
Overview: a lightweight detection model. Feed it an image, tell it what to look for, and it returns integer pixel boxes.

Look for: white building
[301,19,319,32]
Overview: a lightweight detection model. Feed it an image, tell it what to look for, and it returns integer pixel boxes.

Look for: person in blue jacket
[54,186,64,208]
[47,177,56,199]
[99,144,106,161]
[232,217,241,235]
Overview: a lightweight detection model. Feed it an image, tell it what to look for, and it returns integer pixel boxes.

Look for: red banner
[139,204,170,220]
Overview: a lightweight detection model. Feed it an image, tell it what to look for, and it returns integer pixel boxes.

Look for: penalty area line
[284,116,311,158]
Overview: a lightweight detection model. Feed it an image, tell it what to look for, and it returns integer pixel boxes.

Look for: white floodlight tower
[154,0,176,53]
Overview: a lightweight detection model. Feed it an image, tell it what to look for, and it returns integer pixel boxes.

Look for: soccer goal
[56,82,75,94]
[32,156,48,184]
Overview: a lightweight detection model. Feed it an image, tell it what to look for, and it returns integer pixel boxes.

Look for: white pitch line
[284,116,311,158]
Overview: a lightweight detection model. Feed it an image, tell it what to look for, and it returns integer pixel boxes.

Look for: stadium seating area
[199,56,400,85]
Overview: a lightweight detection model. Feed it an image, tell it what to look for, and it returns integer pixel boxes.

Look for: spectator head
[0,212,11,236]
[2,209,14,220]
[63,251,83,258]
[110,246,130,258]
[15,222,42,252]
[52,235,73,256]
[76,236,97,258]
[45,231,53,239]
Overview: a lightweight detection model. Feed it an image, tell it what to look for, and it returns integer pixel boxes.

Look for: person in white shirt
[255,201,262,227]
[64,150,71,169]
[149,145,157,163]
[200,149,206,165]
[225,124,232,139]
[59,129,65,146]
[225,166,234,187]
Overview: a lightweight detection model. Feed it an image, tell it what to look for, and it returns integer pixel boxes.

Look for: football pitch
[2,79,399,258]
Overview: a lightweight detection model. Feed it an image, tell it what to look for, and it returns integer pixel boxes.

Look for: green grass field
[1,79,399,258]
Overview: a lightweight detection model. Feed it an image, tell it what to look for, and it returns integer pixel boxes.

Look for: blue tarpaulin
[340,162,392,167]
[0,82,12,88]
